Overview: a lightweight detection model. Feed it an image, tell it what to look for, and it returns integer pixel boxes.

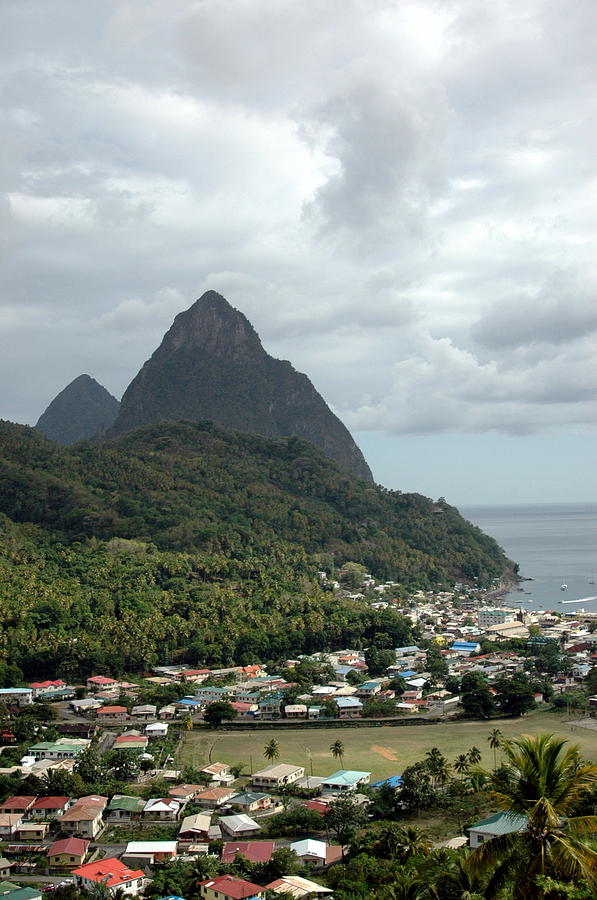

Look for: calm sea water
[460,502,597,613]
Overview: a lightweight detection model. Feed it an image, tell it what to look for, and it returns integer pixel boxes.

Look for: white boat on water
[560,583,567,590]
[560,596,597,605]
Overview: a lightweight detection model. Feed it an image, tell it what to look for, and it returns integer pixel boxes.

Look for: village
[0,577,596,900]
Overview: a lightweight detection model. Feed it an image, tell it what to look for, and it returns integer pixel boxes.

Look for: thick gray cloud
[0,0,596,451]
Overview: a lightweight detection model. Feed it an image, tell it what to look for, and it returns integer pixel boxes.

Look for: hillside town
[0,572,596,900]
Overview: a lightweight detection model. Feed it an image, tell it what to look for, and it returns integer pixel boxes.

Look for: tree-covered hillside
[0,419,514,677]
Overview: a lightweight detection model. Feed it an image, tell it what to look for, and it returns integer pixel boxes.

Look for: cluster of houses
[0,759,377,899]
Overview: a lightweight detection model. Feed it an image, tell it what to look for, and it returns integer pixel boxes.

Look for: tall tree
[330,739,345,769]
[263,738,281,762]
[468,733,597,898]
[488,728,503,771]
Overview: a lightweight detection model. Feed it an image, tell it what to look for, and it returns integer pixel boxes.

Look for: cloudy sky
[1,0,596,505]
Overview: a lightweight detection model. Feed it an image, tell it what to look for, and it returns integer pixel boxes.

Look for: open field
[177,710,597,779]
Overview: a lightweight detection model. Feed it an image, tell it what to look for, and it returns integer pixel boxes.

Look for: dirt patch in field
[372,744,398,761]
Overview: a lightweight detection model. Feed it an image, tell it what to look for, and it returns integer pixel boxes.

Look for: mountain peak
[162,290,264,360]
[109,290,373,481]
[36,375,120,445]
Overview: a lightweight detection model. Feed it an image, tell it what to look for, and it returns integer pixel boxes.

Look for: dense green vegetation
[0,419,514,677]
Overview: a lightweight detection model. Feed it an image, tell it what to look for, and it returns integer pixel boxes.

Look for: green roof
[468,812,527,835]
[0,889,43,900]
[108,795,144,811]
[322,770,370,786]
[0,883,19,895]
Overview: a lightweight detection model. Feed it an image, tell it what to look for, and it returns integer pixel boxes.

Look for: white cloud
[0,0,595,449]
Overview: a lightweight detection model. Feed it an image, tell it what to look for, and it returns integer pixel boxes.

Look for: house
[15,822,49,841]
[290,839,342,867]
[0,816,22,837]
[130,705,157,721]
[265,875,332,896]
[252,764,304,791]
[0,797,36,815]
[60,796,107,839]
[28,680,67,698]
[86,676,119,691]
[142,798,182,820]
[200,762,232,782]
[219,814,261,838]
[194,787,237,808]
[72,858,145,896]
[194,687,231,704]
[221,841,275,865]
[30,796,70,818]
[0,859,13,879]
[229,792,271,813]
[47,837,89,868]
[0,888,42,900]
[320,770,370,795]
[450,641,482,656]
[27,739,89,760]
[371,776,403,790]
[56,723,97,740]
[113,734,148,751]
[70,698,104,715]
[0,689,33,707]
[335,697,363,718]
[145,722,168,738]
[178,814,212,842]
[106,796,144,822]
[199,875,264,900]
[122,842,177,865]
[168,785,203,802]
[284,704,307,719]
[96,706,128,721]
[467,812,527,848]
[356,681,382,698]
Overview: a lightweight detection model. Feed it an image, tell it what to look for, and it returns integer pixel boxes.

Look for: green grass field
[177,710,597,779]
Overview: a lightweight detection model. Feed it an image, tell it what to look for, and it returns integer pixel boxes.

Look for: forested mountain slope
[0,419,514,677]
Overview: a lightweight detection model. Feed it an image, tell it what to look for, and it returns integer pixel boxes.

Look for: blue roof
[371,775,403,788]
[335,697,363,708]
[451,642,480,650]
[394,670,417,678]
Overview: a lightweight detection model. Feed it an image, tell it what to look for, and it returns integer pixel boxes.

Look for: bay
[460,502,597,613]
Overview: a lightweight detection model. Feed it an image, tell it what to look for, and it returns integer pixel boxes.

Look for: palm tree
[488,728,503,770]
[467,746,481,766]
[425,747,451,787]
[468,733,597,898]
[330,738,345,769]
[263,738,280,762]
[454,753,470,777]
[379,824,432,862]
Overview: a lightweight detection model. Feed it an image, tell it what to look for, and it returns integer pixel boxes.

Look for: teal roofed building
[467,811,527,848]
[321,770,371,795]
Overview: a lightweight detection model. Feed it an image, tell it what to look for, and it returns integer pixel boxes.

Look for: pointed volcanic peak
[36,374,120,446]
[110,290,373,481]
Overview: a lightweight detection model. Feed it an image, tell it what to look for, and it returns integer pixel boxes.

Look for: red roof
[114,734,147,743]
[221,841,275,864]
[32,796,70,810]
[97,705,127,714]
[0,796,37,811]
[199,874,263,899]
[47,837,89,857]
[72,857,144,887]
[305,799,330,815]
[87,676,117,685]
[29,680,66,689]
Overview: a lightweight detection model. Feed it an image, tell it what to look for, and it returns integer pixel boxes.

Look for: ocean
[460,502,597,614]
